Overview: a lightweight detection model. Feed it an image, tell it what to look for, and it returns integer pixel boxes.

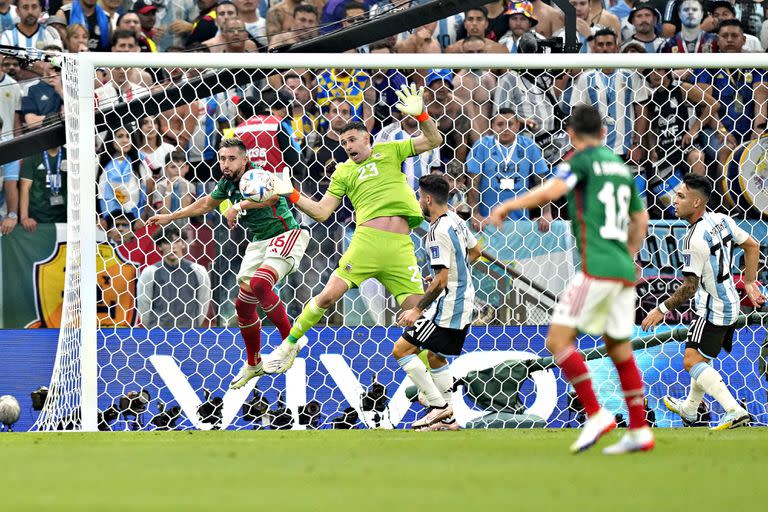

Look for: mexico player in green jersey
[264,84,442,374]
[489,105,653,455]
[147,138,308,390]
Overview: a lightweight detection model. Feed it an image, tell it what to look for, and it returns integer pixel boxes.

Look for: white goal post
[36,51,768,432]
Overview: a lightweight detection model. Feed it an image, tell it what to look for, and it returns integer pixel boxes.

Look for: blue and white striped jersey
[682,212,750,326]
[561,69,650,157]
[424,211,477,329]
[374,122,439,190]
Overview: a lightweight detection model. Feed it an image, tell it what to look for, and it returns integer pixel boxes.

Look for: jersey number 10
[597,182,631,242]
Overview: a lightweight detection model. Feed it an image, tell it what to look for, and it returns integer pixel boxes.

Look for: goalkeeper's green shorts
[333,226,423,305]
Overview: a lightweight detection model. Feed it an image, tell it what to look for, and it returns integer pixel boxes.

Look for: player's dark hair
[152,225,181,246]
[339,121,369,135]
[717,18,744,33]
[219,137,248,153]
[418,174,450,205]
[567,105,603,138]
[294,3,318,17]
[682,173,712,199]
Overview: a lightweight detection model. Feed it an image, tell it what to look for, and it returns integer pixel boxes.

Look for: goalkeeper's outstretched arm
[273,175,343,223]
[394,83,442,154]
[147,194,223,226]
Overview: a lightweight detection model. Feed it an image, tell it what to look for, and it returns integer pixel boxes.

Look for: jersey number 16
[597,182,631,242]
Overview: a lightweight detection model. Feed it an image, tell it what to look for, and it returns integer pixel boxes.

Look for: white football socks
[682,377,705,417]
[690,362,740,413]
[398,355,446,407]
[430,364,453,404]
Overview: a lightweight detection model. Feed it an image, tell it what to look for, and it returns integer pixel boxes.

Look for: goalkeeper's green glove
[273,174,301,204]
[395,83,429,121]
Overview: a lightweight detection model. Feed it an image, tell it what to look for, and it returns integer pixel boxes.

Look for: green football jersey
[554,146,644,284]
[211,177,300,242]
[327,139,423,229]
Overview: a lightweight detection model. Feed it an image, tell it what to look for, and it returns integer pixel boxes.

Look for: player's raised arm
[394,84,442,154]
[273,175,342,223]
[147,194,223,227]
[487,177,570,228]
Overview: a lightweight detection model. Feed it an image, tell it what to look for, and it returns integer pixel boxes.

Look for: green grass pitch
[2,428,765,511]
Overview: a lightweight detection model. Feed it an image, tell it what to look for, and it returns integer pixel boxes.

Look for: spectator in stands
[395,21,442,53]
[466,107,550,230]
[154,0,197,51]
[0,54,22,236]
[105,210,140,246]
[446,6,508,53]
[620,3,665,52]
[235,0,267,47]
[100,0,122,27]
[171,0,218,46]
[115,12,153,53]
[456,0,509,42]
[0,0,15,33]
[201,1,241,50]
[320,0,363,35]
[661,0,718,52]
[316,67,374,131]
[21,49,63,130]
[1,0,62,59]
[1,54,20,81]
[95,31,145,107]
[708,0,764,51]
[451,39,496,135]
[499,1,540,53]
[267,0,303,43]
[208,17,258,53]
[152,150,195,216]
[57,0,111,52]
[97,126,152,219]
[609,0,635,30]
[368,40,408,127]
[552,0,594,53]
[693,19,768,148]
[494,68,569,166]
[64,23,89,52]
[303,97,351,198]
[529,0,564,37]
[135,115,176,175]
[137,225,211,329]
[561,27,649,163]
[424,70,474,164]
[19,145,67,231]
[269,3,320,48]
[46,15,68,42]
[640,68,714,217]
[586,0,623,40]
[132,0,160,52]
[282,71,320,147]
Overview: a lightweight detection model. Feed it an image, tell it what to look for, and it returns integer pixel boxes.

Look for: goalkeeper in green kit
[264,84,442,374]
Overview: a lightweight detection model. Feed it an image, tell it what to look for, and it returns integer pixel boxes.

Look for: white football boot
[603,427,655,455]
[570,408,616,454]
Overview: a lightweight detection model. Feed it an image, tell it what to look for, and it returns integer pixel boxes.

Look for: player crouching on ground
[641,174,765,430]
[148,138,308,390]
[489,105,653,454]
[395,174,482,431]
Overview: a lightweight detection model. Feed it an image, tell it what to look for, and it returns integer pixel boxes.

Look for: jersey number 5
[597,182,631,242]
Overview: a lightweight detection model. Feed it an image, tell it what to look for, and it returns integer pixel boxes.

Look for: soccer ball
[239,169,276,203]
[0,395,21,431]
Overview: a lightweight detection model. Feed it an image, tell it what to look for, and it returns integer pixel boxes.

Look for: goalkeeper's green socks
[286,297,326,344]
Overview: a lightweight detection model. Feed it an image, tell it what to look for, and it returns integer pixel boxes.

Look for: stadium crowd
[0,0,766,327]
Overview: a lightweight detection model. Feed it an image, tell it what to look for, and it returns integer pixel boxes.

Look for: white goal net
[35,52,768,431]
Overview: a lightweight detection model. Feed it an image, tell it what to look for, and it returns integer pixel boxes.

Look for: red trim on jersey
[271,204,288,231]
[281,229,301,257]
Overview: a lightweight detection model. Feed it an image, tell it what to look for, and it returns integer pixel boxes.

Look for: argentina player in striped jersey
[395,174,482,431]
[642,174,765,430]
